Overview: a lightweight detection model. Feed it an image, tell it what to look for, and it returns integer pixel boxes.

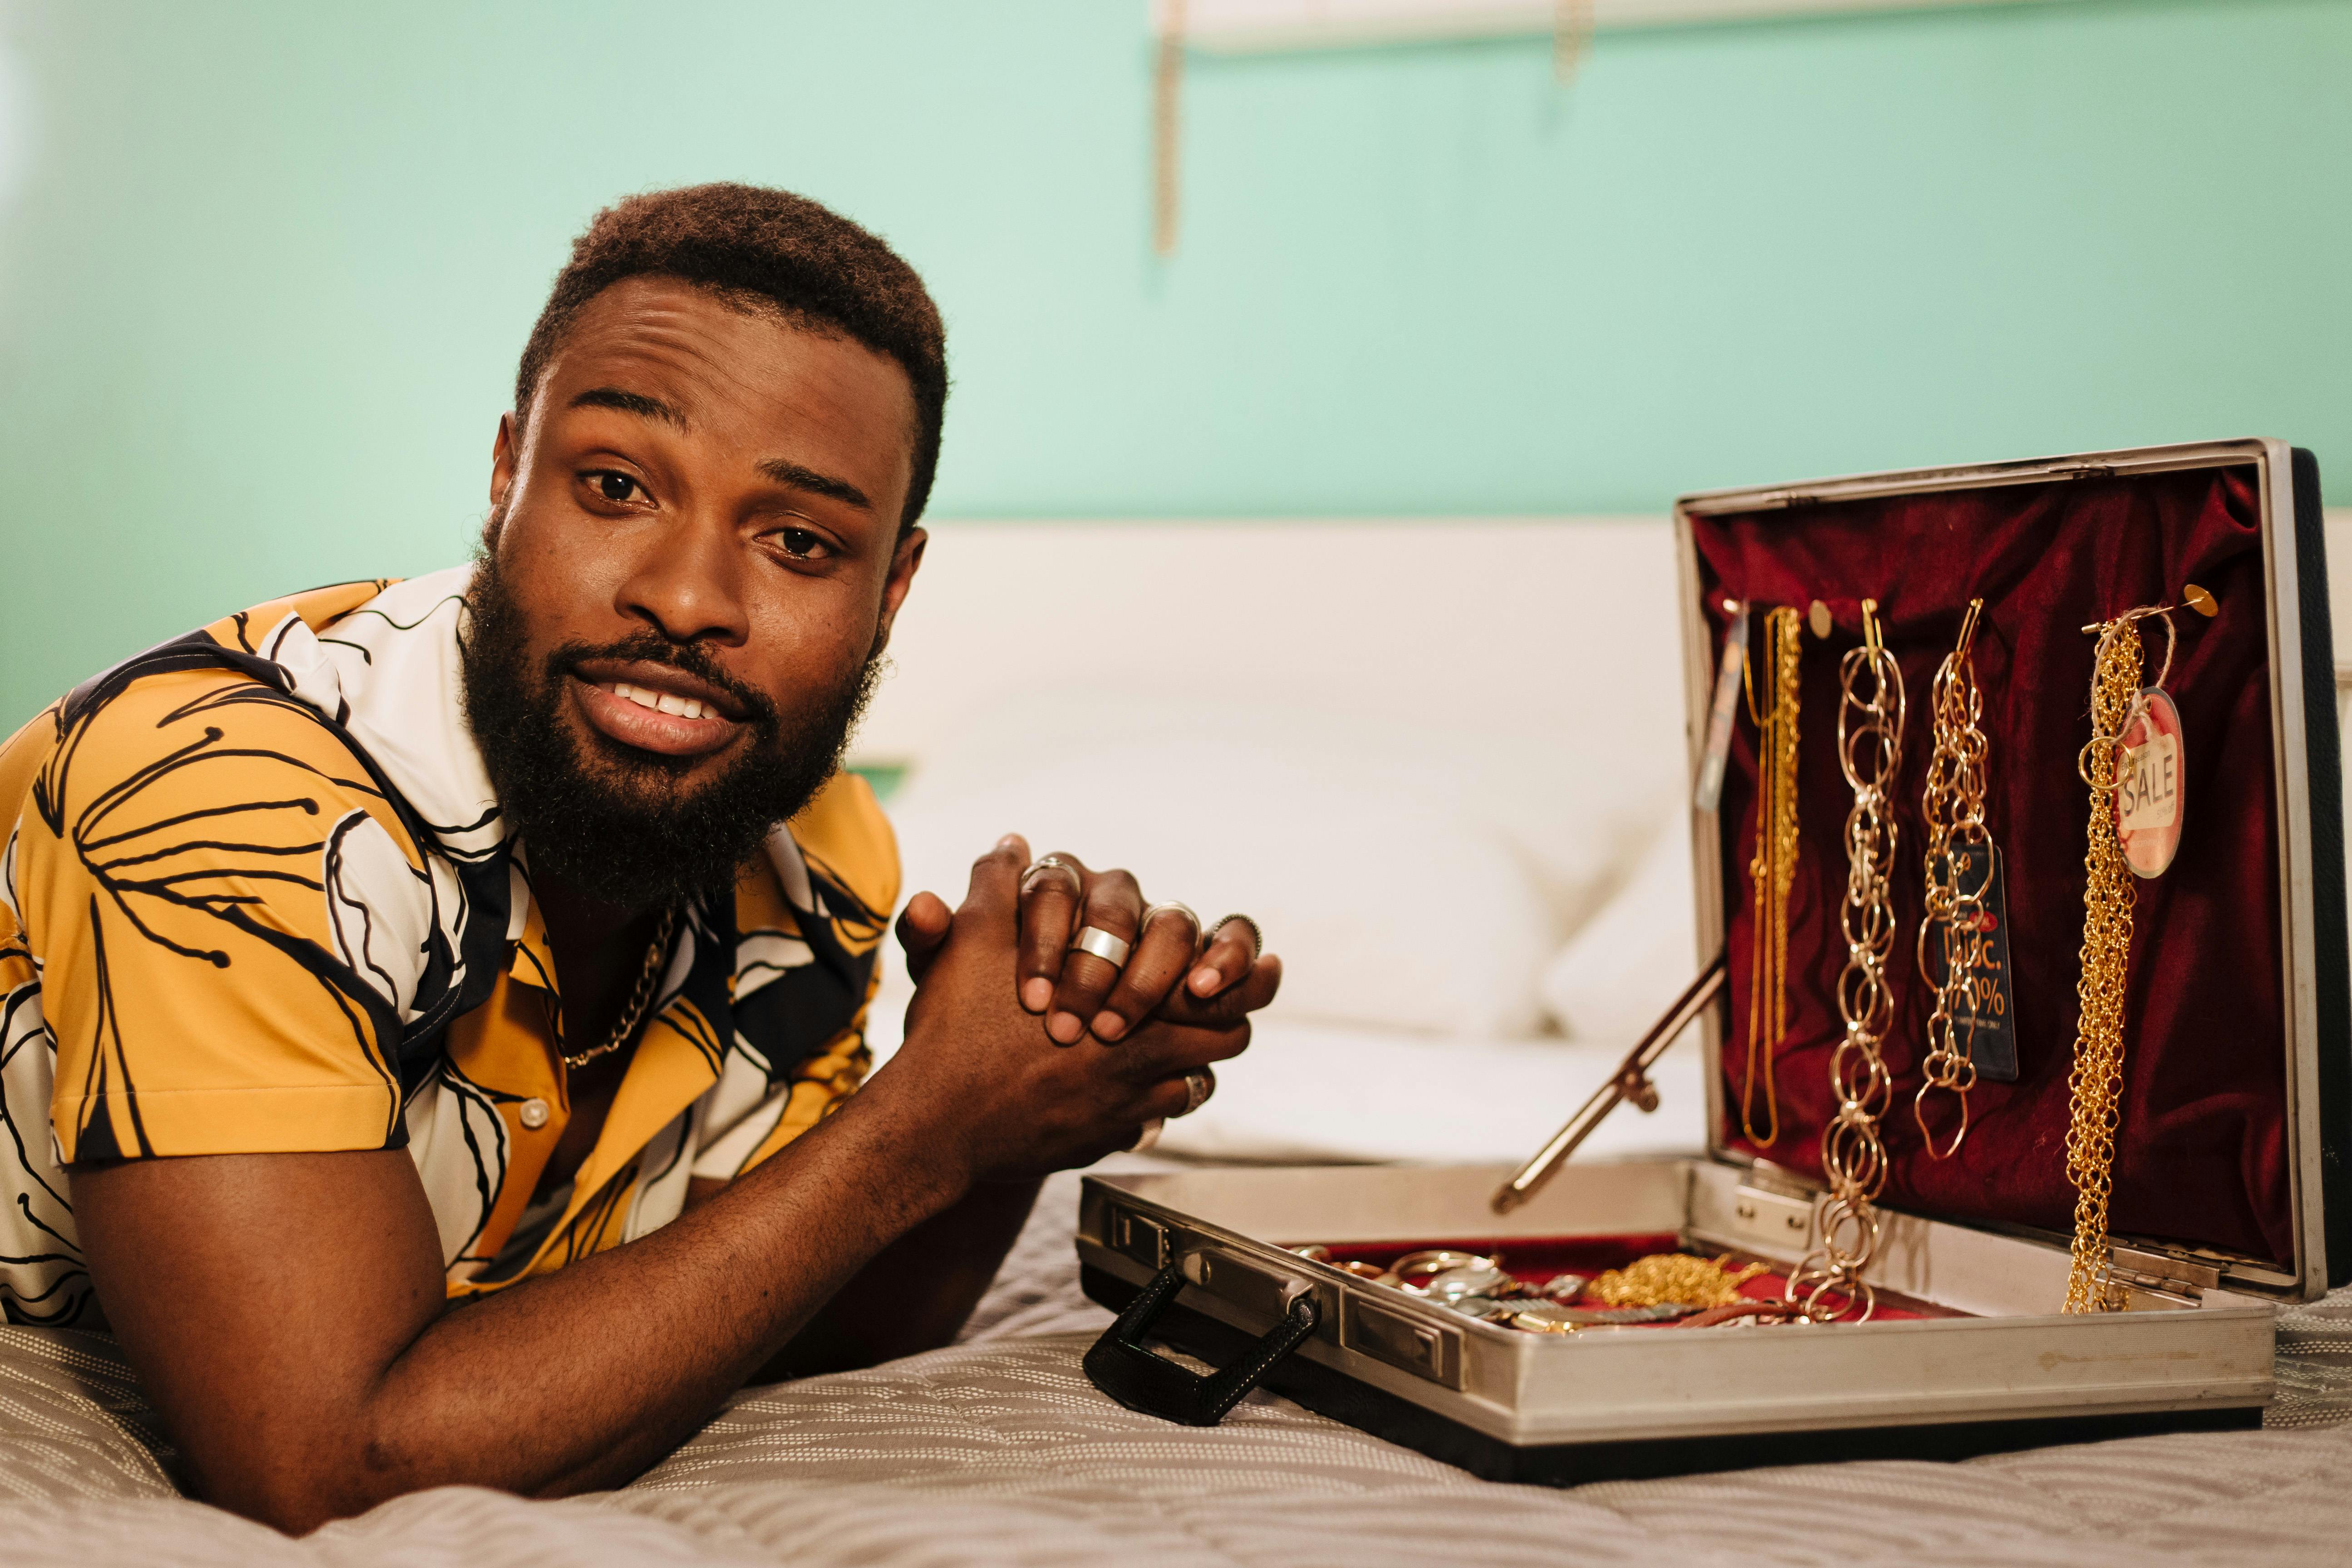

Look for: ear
[871,527,928,655]
[490,413,520,511]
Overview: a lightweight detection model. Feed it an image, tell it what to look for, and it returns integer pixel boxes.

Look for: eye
[775,527,833,561]
[584,470,645,505]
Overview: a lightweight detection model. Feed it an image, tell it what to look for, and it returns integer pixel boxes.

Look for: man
[0,184,1276,1530]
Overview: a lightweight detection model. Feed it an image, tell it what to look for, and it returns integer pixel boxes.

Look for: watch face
[2115,687,2185,879]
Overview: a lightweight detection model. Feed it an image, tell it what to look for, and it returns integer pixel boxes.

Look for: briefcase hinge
[2107,1243,2222,1303]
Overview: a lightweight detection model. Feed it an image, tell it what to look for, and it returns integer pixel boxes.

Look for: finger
[1015,850,1090,1017]
[1115,1018,1253,1081]
[894,890,953,984]
[1155,954,1282,1028]
[1050,870,1143,1045]
[1187,921,1261,998]
[1090,905,1201,1044]
[959,835,1027,926]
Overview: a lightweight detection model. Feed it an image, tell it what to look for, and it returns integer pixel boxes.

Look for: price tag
[2115,688,2185,878]
[1942,843,2018,1083]
[1693,602,1747,813]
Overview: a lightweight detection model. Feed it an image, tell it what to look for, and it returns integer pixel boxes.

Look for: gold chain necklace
[2064,616,2146,1312]
[561,906,678,1071]
[1587,1253,1769,1309]
[1790,598,1902,1324]
[1915,599,1993,1159]
[1741,605,1803,1147]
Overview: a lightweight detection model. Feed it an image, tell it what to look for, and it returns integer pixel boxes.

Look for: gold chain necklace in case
[1915,600,1994,1159]
[2063,610,2163,1312]
[1789,599,1903,1324]
[1741,606,1804,1147]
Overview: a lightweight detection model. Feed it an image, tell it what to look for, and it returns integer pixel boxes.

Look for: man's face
[466,275,926,906]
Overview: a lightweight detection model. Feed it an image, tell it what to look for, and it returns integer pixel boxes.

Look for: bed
[0,1173,2347,1566]
[7,517,2351,1560]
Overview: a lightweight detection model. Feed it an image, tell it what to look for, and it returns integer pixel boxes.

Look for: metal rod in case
[1490,951,1729,1214]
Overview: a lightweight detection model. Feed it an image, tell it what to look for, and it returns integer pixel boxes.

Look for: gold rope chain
[1788,599,1904,1325]
[2063,617,2146,1312]
[1915,600,1994,1160]
[562,905,679,1071]
[1742,606,1803,1147]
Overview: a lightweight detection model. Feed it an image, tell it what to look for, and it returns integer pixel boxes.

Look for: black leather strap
[1082,1260,1319,1426]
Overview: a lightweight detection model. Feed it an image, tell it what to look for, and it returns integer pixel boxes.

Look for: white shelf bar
[1151,0,2066,53]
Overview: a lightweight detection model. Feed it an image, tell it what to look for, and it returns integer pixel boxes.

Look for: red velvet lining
[1294,1236,1945,1321]
[1692,465,2291,1265]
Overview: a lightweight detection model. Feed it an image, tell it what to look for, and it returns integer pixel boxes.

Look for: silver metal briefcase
[1076,438,2347,1483]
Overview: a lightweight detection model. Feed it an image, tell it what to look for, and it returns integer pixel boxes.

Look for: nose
[614,509,749,649]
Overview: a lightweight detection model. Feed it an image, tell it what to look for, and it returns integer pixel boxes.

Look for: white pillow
[1537,816,1705,1044]
[879,716,1555,1039]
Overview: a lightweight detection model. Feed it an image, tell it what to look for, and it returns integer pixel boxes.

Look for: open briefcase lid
[1672,438,2347,1303]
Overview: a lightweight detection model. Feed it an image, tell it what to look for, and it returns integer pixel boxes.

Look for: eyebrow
[568,386,688,430]
[568,384,871,511]
[757,456,872,512]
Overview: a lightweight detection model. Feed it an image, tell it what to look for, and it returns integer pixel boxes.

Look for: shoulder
[20,661,413,860]
[787,771,899,924]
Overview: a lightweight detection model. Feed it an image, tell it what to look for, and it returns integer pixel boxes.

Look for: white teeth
[607,681,714,719]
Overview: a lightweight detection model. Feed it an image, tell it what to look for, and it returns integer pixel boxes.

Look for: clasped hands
[884,833,1279,1176]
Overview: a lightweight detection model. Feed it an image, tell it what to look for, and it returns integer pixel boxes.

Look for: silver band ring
[1178,1069,1214,1118]
[1139,901,1201,944]
[1020,855,1083,896]
[1128,1118,1164,1153]
[1072,925,1133,968]
[1206,913,1264,960]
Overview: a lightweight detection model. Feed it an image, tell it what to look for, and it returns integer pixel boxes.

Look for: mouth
[567,659,754,759]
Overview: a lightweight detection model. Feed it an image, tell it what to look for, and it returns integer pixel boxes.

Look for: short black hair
[515,183,948,530]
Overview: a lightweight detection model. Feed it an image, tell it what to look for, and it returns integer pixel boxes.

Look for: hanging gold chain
[1915,600,1992,1160]
[2063,617,2145,1312]
[1789,599,1903,1324]
[1741,606,1802,1147]
[561,906,678,1071]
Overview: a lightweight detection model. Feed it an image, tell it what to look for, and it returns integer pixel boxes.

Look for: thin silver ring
[1177,1069,1214,1118]
[1128,1118,1164,1153]
[1206,913,1264,960]
[1020,855,1083,897]
[1138,900,1201,944]
[1072,925,1132,968]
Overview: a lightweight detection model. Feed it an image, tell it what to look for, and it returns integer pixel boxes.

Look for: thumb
[894,891,953,983]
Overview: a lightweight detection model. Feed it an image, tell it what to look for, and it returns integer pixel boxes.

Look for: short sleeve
[16,668,429,1162]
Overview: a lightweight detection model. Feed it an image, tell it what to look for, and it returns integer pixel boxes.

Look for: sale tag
[2115,688,2186,878]
[1944,842,2018,1083]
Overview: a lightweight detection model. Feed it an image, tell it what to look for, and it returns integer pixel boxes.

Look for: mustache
[544,630,781,730]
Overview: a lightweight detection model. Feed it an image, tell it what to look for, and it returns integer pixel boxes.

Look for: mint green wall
[2,0,2347,726]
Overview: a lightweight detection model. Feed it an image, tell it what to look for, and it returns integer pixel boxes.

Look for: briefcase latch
[1730,1185,1814,1251]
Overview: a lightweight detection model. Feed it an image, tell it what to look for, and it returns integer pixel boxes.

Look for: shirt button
[519,1098,550,1130]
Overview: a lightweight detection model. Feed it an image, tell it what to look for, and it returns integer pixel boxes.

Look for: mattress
[0,1163,2346,1566]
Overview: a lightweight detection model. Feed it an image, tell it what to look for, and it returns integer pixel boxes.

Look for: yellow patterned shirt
[0,567,897,1325]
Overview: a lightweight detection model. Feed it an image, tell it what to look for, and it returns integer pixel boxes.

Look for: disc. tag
[2114,688,2185,878]
[1693,602,1748,812]
[1946,842,2018,1083]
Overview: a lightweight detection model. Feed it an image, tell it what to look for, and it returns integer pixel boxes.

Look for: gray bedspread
[2,1168,2348,1565]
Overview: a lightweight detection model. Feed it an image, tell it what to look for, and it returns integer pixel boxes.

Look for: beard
[458,548,884,908]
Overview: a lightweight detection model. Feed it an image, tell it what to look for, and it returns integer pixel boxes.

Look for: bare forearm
[762,1175,1043,1379]
[79,1095,969,1527]
[366,1101,965,1500]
